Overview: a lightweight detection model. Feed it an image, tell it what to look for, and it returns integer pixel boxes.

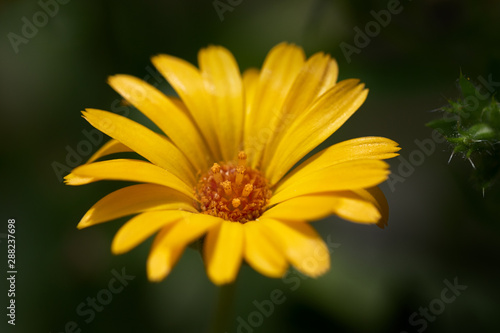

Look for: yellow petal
[316,58,339,96]
[65,159,195,199]
[262,194,345,222]
[244,42,305,167]
[146,213,223,282]
[269,159,390,205]
[83,109,196,185]
[111,210,186,254]
[77,184,197,229]
[204,221,244,285]
[152,54,221,160]
[243,221,288,278]
[276,136,400,195]
[63,173,95,185]
[147,224,184,282]
[160,213,222,248]
[199,46,243,161]
[242,68,260,116]
[331,191,383,224]
[108,75,211,170]
[86,139,134,164]
[260,219,330,277]
[265,191,381,223]
[353,186,389,228]
[168,96,191,115]
[266,79,369,185]
[262,52,338,167]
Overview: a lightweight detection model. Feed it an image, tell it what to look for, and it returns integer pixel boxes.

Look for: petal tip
[208,273,237,286]
[111,237,127,255]
[76,209,94,229]
[76,221,88,230]
[147,267,169,282]
[147,254,171,282]
[64,173,82,185]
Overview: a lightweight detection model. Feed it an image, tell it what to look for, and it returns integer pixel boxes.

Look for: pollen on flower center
[195,151,272,223]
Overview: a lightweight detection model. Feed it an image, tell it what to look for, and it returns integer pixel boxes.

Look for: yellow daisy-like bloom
[66,43,400,285]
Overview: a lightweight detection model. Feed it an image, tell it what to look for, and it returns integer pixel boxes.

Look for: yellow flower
[65,43,400,285]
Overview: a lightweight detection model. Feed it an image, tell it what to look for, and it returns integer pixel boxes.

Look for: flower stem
[209,281,237,333]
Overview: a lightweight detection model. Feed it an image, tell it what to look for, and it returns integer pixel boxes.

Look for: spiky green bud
[427,73,500,191]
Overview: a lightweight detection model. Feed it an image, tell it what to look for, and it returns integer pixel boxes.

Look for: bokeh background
[1,0,500,332]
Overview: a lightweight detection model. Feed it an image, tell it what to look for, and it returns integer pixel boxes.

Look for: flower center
[195,152,272,223]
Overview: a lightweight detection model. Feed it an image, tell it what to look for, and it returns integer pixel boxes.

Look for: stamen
[235,165,245,185]
[211,163,222,183]
[242,184,253,197]
[232,198,241,208]
[195,151,271,223]
[238,151,247,166]
[221,180,232,196]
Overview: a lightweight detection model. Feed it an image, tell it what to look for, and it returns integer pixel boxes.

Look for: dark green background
[1,0,499,332]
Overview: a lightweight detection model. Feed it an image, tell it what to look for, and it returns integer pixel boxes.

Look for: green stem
[209,281,237,333]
